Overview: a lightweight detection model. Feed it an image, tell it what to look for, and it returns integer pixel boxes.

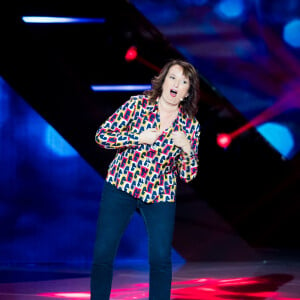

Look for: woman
[91,59,201,300]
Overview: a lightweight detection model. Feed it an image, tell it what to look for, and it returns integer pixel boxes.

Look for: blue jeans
[90,182,176,300]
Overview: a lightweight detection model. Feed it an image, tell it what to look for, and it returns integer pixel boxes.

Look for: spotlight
[91,84,151,92]
[215,0,244,19]
[283,19,300,48]
[22,16,106,23]
[124,46,161,72]
[125,46,138,62]
[217,133,232,148]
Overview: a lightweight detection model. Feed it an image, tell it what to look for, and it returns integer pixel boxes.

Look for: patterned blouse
[95,95,200,203]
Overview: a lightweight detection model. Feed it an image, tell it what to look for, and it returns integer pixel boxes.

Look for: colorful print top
[95,95,200,203]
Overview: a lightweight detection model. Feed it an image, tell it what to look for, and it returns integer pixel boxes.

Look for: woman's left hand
[171,131,191,154]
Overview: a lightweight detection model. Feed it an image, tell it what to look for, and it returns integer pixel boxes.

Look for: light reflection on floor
[0,261,300,300]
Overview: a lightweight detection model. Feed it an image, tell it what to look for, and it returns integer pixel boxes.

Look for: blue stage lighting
[283,19,300,48]
[45,125,78,157]
[22,16,105,23]
[215,0,245,19]
[91,84,152,92]
[257,122,294,158]
[179,0,208,7]
[0,77,10,127]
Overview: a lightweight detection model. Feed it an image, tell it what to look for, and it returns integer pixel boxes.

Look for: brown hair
[144,59,200,118]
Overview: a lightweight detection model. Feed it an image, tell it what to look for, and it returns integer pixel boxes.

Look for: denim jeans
[90,182,176,300]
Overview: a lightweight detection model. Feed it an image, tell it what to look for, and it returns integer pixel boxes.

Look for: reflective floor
[1,258,300,300]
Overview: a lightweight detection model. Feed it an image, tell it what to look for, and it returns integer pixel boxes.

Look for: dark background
[1,0,300,267]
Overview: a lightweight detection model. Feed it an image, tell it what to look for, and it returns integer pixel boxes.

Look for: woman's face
[160,64,190,107]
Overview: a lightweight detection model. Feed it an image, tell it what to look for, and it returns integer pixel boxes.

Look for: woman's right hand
[138,129,160,145]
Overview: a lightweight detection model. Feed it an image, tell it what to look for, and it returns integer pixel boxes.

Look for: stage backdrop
[0,76,184,266]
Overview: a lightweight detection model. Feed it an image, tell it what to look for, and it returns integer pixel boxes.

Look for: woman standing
[91,59,201,300]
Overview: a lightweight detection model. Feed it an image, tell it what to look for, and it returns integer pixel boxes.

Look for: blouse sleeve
[177,121,200,182]
[95,96,140,149]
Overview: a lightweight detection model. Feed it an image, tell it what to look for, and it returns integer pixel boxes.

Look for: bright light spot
[256,122,294,158]
[91,84,151,92]
[215,0,245,19]
[219,279,258,286]
[219,278,242,282]
[125,46,138,61]
[37,276,295,299]
[283,19,300,48]
[45,125,78,157]
[38,292,90,298]
[22,16,105,23]
[217,133,232,148]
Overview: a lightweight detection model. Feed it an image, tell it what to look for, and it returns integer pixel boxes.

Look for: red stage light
[125,46,138,61]
[124,46,161,72]
[36,275,299,299]
[217,133,232,148]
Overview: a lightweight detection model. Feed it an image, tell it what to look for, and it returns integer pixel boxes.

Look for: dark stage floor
[1,256,300,300]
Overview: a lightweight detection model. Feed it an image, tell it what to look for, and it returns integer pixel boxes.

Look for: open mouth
[170,89,177,97]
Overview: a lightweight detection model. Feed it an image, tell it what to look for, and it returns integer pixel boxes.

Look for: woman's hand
[171,131,191,154]
[138,129,160,145]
